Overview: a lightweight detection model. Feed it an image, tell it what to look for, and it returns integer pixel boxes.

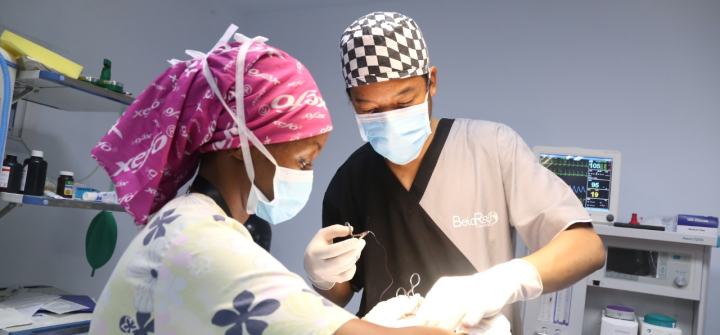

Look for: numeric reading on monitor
[539,154,613,211]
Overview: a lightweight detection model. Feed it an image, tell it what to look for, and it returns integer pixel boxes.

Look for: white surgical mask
[202,27,313,225]
[355,92,431,165]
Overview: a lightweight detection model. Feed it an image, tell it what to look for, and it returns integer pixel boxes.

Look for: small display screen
[606,247,659,278]
[539,154,613,211]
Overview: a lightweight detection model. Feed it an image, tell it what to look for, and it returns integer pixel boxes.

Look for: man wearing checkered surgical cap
[302,12,606,334]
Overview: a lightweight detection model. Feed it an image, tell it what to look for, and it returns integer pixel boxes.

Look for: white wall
[1,0,718,331]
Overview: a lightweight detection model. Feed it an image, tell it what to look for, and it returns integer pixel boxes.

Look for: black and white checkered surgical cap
[340,12,429,88]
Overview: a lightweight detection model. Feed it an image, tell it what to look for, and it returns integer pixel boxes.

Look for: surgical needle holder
[345,222,370,239]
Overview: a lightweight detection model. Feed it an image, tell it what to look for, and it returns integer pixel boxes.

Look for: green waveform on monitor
[550,161,588,168]
[553,170,588,177]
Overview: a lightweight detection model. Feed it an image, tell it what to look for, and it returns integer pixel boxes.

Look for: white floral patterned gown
[89,193,356,335]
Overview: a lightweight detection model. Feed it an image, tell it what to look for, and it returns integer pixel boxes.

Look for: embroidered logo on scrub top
[452,212,499,228]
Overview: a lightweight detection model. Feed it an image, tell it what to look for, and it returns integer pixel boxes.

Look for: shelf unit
[14,70,133,112]
[0,193,123,219]
[0,69,134,219]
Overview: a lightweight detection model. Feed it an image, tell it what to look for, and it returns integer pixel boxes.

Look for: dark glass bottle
[20,150,48,196]
[0,154,23,193]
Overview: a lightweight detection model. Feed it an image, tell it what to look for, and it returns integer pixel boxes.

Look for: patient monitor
[533,146,622,224]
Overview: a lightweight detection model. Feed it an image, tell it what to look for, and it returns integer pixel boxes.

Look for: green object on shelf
[86,210,117,277]
[95,58,125,93]
[99,58,111,83]
[101,80,124,93]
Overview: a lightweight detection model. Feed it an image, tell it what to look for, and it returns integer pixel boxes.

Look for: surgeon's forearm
[523,222,605,293]
[315,281,354,307]
[335,319,454,335]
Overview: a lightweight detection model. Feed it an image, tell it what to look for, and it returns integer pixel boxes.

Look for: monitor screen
[606,247,659,278]
[539,154,613,211]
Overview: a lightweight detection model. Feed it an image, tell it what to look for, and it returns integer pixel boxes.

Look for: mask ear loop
[230,36,276,179]
[202,33,276,213]
[201,37,274,171]
[423,71,432,134]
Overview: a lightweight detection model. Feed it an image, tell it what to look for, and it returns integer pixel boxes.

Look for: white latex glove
[363,294,424,328]
[416,259,543,330]
[457,313,512,335]
[303,224,366,290]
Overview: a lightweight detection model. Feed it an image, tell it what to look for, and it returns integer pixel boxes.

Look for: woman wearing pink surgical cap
[89,25,452,335]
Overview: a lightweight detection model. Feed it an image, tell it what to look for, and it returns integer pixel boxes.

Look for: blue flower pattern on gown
[143,208,180,245]
[212,290,280,335]
[119,312,154,335]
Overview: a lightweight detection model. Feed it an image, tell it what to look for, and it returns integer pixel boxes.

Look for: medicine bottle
[20,150,48,196]
[57,171,75,198]
[0,155,23,193]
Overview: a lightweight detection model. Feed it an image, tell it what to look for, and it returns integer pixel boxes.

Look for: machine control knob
[534,329,549,335]
[675,275,688,287]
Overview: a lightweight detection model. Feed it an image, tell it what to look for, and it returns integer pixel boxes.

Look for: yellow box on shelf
[0,30,83,78]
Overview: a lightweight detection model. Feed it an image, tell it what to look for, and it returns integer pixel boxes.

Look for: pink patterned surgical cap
[92,26,332,225]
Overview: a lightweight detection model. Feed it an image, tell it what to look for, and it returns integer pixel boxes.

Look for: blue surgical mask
[202,33,313,225]
[355,92,432,165]
[246,165,313,225]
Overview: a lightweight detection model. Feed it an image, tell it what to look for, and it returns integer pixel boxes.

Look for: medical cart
[521,225,716,335]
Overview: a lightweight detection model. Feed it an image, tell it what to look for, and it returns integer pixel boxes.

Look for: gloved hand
[363,294,424,328]
[415,259,543,330]
[303,224,366,290]
[457,313,512,335]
